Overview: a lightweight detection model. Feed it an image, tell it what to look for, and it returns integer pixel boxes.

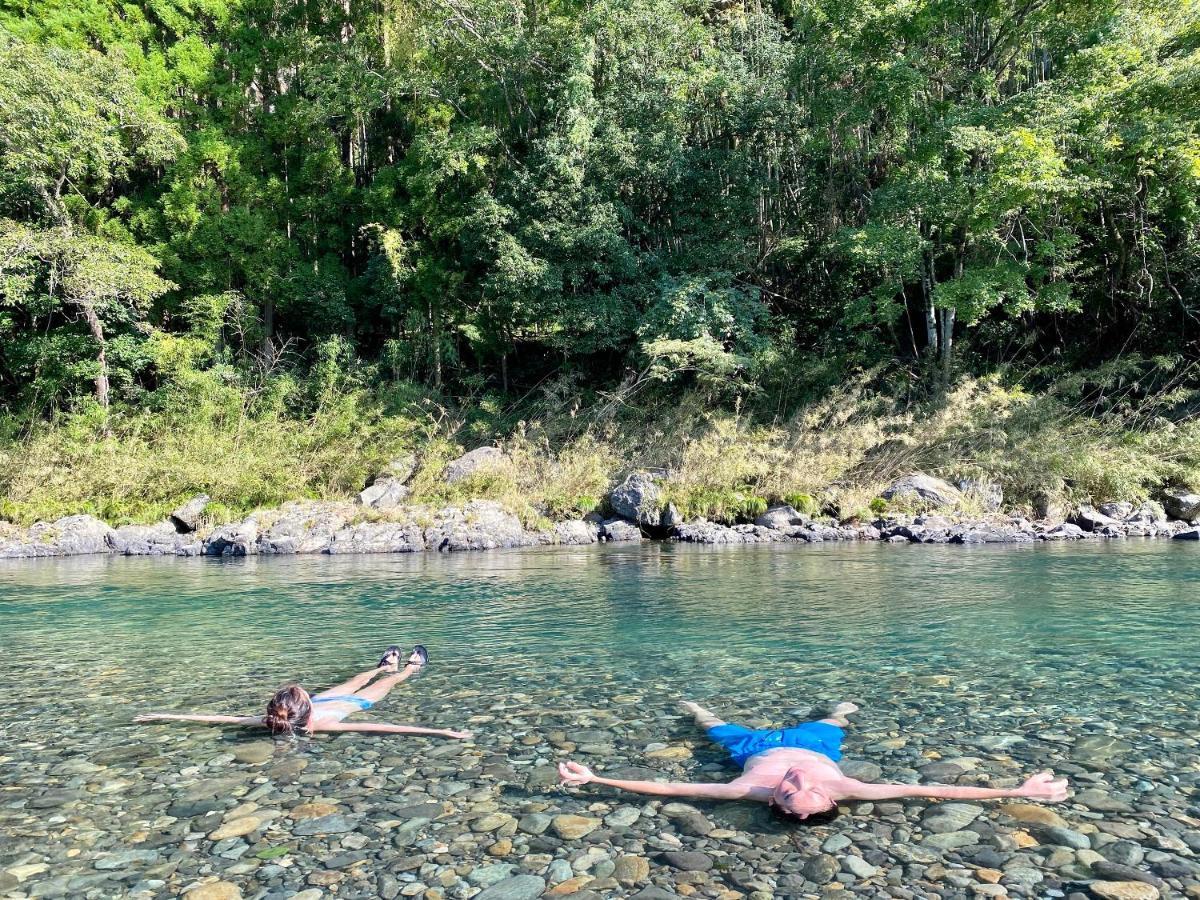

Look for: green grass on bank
[1,364,1198,528]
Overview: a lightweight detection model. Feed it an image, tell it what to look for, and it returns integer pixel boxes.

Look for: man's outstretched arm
[558,761,765,801]
[838,771,1068,803]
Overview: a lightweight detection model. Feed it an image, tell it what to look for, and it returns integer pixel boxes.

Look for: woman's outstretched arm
[134,713,263,726]
[319,721,472,739]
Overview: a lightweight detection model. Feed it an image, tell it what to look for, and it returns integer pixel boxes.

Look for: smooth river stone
[921,802,983,833]
[291,814,359,835]
[232,742,275,764]
[997,803,1070,828]
[613,855,650,885]
[1089,883,1160,900]
[185,883,243,900]
[551,814,601,839]
[288,802,340,820]
[663,850,713,872]
[473,875,547,900]
[209,815,266,841]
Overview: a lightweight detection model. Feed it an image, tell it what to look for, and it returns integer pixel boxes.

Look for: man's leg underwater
[679,700,728,730]
[817,701,859,728]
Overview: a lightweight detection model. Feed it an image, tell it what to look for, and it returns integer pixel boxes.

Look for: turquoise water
[2,541,1199,897]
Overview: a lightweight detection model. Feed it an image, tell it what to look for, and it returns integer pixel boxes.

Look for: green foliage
[1,0,1199,524]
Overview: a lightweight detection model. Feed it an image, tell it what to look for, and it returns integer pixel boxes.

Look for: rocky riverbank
[2,461,1199,560]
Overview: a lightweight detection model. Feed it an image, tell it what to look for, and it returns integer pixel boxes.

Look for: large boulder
[880,474,963,509]
[599,519,642,542]
[554,520,600,545]
[1033,490,1068,521]
[1072,504,1122,533]
[1163,487,1200,522]
[110,522,202,556]
[204,517,259,556]
[608,472,663,525]
[258,502,356,554]
[1173,528,1200,541]
[425,501,538,551]
[328,520,424,553]
[358,478,410,510]
[1124,501,1167,525]
[443,447,507,485]
[956,478,1003,512]
[169,494,210,532]
[754,504,808,530]
[29,515,114,555]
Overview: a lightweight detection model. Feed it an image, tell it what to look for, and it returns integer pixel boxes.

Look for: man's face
[771,767,835,819]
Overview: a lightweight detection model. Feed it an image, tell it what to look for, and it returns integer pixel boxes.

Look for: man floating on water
[558,701,1069,819]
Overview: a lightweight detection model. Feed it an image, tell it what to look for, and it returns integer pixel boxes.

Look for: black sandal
[407,644,428,674]
[378,645,403,670]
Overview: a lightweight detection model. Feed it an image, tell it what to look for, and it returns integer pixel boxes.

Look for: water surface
[2,541,1198,898]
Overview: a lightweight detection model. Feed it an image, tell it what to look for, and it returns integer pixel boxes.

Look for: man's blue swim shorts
[706,720,845,767]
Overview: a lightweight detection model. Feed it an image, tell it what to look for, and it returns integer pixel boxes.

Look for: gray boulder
[204,517,259,556]
[1072,504,1121,532]
[1163,487,1200,521]
[358,477,410,510]
[1124,500,1167,525]
[1098,500,1133,519]
[1033,490,1067,521]
[754,504,808,529]
[554,520,600,545]
[425,501,538,551]
[30,515,114,555]
[258,501,355,554]
[609,472,663,525]
[599,519,642,542]
[661,502,683,529]
[381,453,417,483]
[881,474,963,509]
[110,522,202,556]
[672,522,779,544]
[1173,528,1200,541]
[1040,522,1090,540]
[443,447,507,484]
[956,478,1003,512]
[950,524,1033,544]
[328,521,424,553]
[169,494,210,532]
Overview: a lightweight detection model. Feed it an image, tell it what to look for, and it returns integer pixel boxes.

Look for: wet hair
[770,803,840,826]
[264,684,312,735]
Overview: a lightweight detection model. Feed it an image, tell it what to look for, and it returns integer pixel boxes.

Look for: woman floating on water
[134,645,472,739]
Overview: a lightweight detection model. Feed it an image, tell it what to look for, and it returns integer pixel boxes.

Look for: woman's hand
[558,760,596,787]
[1017,771,1069,801]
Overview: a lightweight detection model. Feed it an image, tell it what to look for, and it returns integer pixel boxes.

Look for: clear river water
[1,541,1198,899]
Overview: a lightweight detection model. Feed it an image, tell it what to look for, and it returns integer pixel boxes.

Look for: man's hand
[133,714,161,722]
[447,730,474,740]
[1017,771,1069,801]
[558,760,596,787]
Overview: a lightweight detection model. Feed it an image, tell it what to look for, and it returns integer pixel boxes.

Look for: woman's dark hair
[264,684,312,735]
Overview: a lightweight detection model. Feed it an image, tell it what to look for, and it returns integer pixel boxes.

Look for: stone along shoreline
[2,458,1199,560]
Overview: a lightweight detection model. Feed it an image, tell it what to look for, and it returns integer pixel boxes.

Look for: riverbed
[1,541,1198,898]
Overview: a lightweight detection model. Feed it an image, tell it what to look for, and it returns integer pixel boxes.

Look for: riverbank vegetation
[1,0,1198,526]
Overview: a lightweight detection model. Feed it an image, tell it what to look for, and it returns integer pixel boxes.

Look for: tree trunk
[80,302,110,411]
[940,306,955,374]
[922,252,938,356]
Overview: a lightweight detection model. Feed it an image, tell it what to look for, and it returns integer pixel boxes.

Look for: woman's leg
[313,667,390,700]
[354,664,419,703]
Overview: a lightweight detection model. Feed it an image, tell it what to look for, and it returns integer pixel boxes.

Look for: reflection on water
[1,541,1198,897]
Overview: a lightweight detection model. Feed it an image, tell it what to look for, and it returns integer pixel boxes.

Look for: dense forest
[1,0,1198,524]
